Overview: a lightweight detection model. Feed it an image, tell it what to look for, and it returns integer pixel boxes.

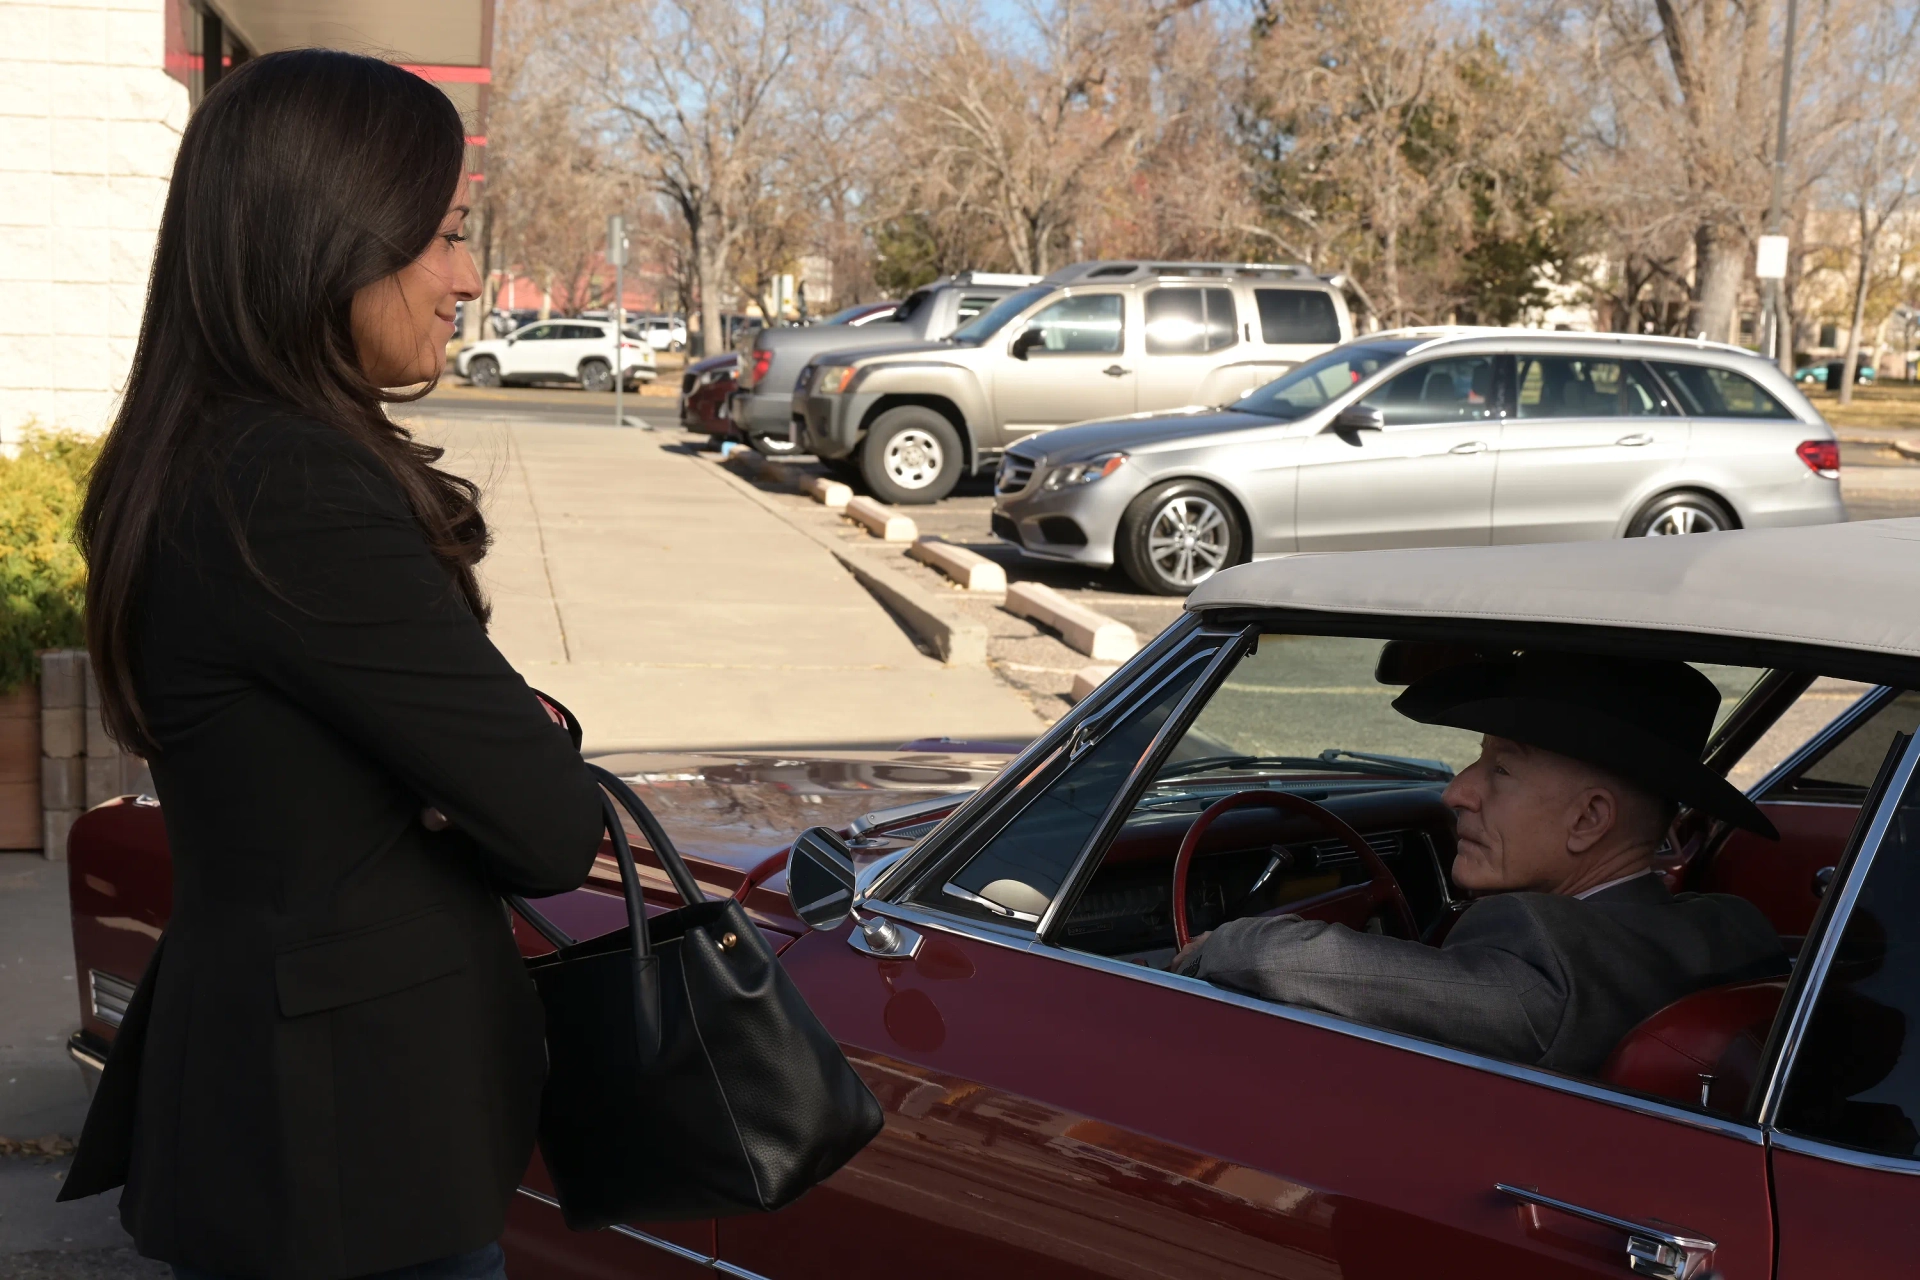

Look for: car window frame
[1645,359,1796,420]
[1748,684,1908,804]
[1358,353,1504,429]
[1508,353,1677,420]
[1758,729,1920,1172]
[1015,289,1130,359]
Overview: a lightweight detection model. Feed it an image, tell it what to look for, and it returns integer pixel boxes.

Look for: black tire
[750,430,800,457]
[1626,490,1735,537]
[1116,479,1246,595]
[859,406,962,504]
[579,358,614,393]
[467,355,501,388]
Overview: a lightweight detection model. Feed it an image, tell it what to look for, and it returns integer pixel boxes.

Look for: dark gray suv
[731,273,1037,456]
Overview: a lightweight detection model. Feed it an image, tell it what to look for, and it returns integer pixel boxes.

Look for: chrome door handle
[1617,433,1654,446]
[1103,364,1131,377]
[1496,1185,1714,1279]
[1449,440,1488,454]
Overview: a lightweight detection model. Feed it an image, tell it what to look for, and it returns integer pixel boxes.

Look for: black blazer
[61,404,604,1279]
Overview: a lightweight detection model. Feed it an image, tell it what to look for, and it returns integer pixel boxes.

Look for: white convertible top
[1185,519,1920,660]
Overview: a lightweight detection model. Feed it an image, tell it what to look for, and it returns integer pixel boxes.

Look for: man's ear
[1566,787,1618,855]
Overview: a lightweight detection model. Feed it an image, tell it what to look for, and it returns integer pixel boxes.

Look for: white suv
[454,319,657,391]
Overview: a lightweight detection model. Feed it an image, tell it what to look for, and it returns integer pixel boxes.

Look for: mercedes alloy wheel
[1628,491,1734,538]
[1118,480,1246,595]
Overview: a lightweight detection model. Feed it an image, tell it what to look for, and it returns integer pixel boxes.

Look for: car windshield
[951,286,1055,344]
[1234,343,1416,420]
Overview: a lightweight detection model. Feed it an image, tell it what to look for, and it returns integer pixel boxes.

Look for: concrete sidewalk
[407,417,1048,752]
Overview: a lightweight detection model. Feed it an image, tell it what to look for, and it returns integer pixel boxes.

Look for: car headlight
[814,365,857,395]
[1043,452,1127,490]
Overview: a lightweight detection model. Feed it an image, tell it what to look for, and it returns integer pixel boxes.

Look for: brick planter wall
[0,684,40,849]
[39,649,153,861]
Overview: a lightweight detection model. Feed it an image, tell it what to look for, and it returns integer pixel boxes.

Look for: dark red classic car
[66,520,1920,1278]
[678,352,740,437]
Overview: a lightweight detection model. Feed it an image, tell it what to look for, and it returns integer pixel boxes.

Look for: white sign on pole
[1755,234,1789,281]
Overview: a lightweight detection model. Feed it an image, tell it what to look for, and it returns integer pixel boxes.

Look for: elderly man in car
[1172,652,1787,1076]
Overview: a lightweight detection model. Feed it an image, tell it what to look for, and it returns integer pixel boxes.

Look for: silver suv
[993,329,1845,594]
[795,261,1353,503]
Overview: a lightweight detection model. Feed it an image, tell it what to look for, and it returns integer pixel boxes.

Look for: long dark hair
[78,49,489,755]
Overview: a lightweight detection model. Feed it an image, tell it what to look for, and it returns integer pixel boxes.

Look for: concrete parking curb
[1893,439,1920,462]
[1004,582,1139,661]
[696,454,988,665]
[845,496,917,541]
[910,537,1008,593]
[806,475,853,509]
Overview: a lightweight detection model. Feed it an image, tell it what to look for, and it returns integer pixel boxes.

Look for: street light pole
[1763,0,1800,376]
[609,215,638,429]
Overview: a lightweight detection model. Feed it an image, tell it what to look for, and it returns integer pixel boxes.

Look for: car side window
[916,650,1215,928]
[1022,294,1125,355]
[516,324,554,341]
[1650,362,1795,419]
[1360,356,1498,426]
[1514,356,1666,418]
[1777,757,1920,1158]
[1255,289,1341,344]
[1755,689,1920,803]
[957,294,1001,325]
[1145,288,1238,355]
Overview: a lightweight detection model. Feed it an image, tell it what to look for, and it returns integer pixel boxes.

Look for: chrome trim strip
[883,901,1761,1141]
[68,1037,105,1077]
[849,791,974,838]
[88,969,134,1029]
[1771,1129,1920,1176]
[1758,729,1920,1127]
[879,899,1038,955]
[514,1188,717,1266]
[1746,683,1891,799]
[1036,627,1252,941]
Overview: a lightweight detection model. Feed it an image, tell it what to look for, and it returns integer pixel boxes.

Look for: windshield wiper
[1155,750,1451,783]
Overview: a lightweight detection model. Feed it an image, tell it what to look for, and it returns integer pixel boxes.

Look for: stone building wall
[0,0,188,443]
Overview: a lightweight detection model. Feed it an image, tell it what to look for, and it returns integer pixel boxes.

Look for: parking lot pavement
[396,402,1049,751]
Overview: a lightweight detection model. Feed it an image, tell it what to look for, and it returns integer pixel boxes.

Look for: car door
[718,628,1776,1279]
[1293,354,1501,551]
[991,291,1137,434]
[1492,354,1685,543]
[1134,286,1242,411]
[500,322,560,378]
[1766,729,1920,1273]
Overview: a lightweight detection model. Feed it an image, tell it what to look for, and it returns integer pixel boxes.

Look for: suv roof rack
[1042,261,1317,285]
[943,271,1042,287]
[1377,325,1759,359]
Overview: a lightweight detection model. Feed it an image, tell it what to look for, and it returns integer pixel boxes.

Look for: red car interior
[1600,976,1789,1113]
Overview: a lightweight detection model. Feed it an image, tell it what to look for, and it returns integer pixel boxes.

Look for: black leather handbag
[513,762,883,1231]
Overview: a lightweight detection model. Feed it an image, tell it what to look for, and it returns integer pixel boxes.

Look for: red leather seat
[1600,978,1787,1114]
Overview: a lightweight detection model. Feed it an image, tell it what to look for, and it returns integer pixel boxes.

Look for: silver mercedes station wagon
[991,329,1846,594]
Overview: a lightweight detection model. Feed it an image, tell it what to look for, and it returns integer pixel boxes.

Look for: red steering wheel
[1172,790,1419,950]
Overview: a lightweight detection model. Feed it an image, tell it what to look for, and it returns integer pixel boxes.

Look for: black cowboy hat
[1392,651,1779,839]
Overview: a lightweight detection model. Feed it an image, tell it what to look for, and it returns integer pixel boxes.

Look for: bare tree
[546,0,823,353]
[1830,6,1920,402]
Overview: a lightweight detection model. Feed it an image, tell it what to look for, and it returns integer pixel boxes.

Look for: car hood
[825,339,959,367]
[1014,406,1279,460]
[584,743,1011,874]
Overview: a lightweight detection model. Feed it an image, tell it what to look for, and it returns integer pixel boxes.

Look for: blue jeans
[173,1242,506,1280]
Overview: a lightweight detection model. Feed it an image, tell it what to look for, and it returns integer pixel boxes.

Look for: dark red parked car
[678,352,739,437]
[65,520,1920,1277]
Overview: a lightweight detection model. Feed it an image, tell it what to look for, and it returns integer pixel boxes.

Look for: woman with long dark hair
[59,49,605,1279]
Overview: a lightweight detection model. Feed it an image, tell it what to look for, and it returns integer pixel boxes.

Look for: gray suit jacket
[1172,875,1786,1075]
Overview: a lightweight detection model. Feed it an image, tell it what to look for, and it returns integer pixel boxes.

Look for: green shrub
[0,429,99,694]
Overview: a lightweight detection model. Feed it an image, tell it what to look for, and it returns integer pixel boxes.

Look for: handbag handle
[510,765,710,1065]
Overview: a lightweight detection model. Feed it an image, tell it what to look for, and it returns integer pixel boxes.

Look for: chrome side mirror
[789,826,857,930]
